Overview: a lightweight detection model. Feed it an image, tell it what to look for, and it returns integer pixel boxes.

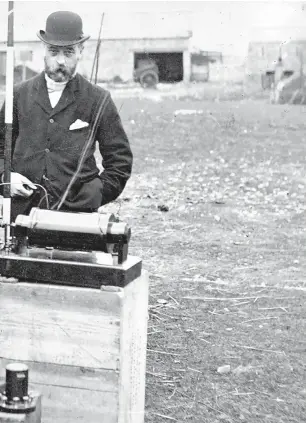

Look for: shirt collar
[44,71,78,92]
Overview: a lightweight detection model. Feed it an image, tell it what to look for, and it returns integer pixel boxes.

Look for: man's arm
[95,93,133,205]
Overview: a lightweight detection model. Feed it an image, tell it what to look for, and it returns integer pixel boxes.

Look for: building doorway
[134,52,184,83]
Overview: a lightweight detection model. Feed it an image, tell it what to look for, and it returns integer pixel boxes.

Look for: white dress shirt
[45,73,68,108]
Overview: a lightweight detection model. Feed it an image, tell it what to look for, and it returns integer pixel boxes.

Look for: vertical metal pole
[299,46,304,90]
[94,40,101,85]
[90,13,104,83]
[3,1,14,240]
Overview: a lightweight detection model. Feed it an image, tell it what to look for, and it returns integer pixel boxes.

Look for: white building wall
[88,37,191,82]
[0,36,191,82]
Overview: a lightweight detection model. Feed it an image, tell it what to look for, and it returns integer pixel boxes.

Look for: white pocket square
[69,119,89,130]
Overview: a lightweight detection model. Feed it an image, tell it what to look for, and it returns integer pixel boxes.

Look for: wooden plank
[0,255,142,288]
[0,282,122,369]
[39,387,117,423]
[0,414,26,423]
[119,271,149,423]
[0,282,122,313]
[0,359,118,392]
[6,385,117,423]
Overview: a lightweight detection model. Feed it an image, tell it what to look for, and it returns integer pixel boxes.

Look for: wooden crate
[0,271,149,423]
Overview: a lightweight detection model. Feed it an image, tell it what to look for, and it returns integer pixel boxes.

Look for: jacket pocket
[65,177,103,210]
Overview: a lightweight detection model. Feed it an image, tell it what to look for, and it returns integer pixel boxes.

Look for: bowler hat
[37,11,90,46]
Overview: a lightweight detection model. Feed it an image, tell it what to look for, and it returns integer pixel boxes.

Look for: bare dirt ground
[1,82,305,422]
[101,83,306,423]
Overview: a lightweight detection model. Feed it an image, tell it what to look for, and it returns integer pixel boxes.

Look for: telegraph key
[0,208,142,288]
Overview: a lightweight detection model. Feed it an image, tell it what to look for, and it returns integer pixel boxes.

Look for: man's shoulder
[13,73,42,94]
[77,74,110,100]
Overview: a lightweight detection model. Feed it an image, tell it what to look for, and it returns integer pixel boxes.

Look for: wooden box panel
[0,271,149,423]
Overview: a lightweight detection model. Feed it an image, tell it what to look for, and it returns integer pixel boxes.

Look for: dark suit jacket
[0,72,133,219]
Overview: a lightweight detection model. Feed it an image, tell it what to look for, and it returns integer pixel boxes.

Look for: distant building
[245,26,306,92]
[0,32,194,84]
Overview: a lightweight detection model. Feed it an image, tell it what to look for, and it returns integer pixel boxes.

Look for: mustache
[54,68,67,73]
[48,65,68,74]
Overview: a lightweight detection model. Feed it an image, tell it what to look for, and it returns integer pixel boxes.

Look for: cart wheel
[140,71,159,88]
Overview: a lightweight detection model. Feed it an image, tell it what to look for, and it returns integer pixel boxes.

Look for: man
[0,11,133,221]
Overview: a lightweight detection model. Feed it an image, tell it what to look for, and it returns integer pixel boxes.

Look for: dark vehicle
[133,59,159,88]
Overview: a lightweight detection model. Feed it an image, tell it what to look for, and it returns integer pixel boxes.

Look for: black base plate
[0,253,142,288]
[0,398,38,414]
[0,384,39,414]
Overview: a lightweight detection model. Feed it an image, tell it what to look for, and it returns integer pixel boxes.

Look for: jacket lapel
[50,75,79,117]
[33,72,52,115]
[33,72,80,117]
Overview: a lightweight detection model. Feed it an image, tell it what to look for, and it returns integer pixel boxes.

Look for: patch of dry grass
[102,92,306,422]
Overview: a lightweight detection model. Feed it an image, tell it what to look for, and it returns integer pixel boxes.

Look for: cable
[0,182,50,210]
[33,184,50,209]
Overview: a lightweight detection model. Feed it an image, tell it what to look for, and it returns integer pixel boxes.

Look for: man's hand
[8,172,37,197]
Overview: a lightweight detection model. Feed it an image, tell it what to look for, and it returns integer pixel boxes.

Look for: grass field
[104,85,306,423]
[1,83,306,422]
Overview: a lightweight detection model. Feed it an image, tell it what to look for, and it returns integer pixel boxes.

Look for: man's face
[44,44,83,82]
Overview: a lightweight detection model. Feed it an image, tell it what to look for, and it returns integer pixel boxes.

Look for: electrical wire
[33,184,49,209]
[35,185,50,209]
[0,182,50,210]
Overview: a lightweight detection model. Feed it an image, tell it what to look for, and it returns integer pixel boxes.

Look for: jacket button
[49,118,54,123]
[45,148,50,153]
